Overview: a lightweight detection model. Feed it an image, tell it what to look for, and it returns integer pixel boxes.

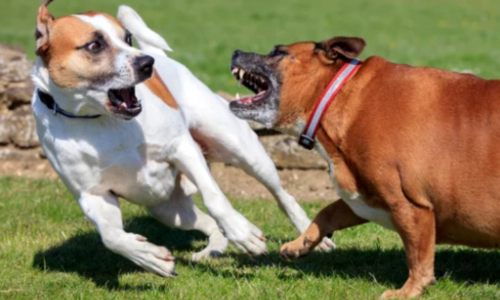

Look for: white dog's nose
[135,55,155,81]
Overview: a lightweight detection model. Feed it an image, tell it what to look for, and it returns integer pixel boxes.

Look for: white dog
[31,0,334,277]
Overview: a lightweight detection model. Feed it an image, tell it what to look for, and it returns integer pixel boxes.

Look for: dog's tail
[117,5,172,55]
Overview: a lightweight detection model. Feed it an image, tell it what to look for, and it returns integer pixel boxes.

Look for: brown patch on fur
[41,15,117,88]
[144,70,179,109]
[35,6,132,89]
[270,37,500,298]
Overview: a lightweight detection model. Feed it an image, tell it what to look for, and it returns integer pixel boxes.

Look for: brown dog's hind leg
[279,199,367,259]
[381,205,436,299]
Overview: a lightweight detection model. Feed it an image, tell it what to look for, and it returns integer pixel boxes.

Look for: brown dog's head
[33,0,155,120]
[229,37,365,129]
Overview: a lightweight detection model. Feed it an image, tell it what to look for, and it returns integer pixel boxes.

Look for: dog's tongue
[235,91,266,105]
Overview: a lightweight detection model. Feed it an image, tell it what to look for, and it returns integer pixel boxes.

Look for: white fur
[32,7,335,276]
[316,140,395,230]
[117,6,172,53]
[117,6,335,249]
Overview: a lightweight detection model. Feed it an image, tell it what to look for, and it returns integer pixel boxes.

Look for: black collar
[37,89,102,119]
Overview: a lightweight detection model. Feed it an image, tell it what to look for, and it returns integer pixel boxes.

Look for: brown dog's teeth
[232,68,240,80]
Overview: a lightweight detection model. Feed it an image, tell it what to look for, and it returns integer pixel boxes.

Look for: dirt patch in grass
[0,159,337,202]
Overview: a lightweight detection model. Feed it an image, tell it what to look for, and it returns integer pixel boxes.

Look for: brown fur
[144,70,179,109]
[41,16,118,88]
[35,2,130,89]
[276,38,500,298]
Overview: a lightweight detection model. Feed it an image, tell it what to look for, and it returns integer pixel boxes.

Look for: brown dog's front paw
[279,238,310,260]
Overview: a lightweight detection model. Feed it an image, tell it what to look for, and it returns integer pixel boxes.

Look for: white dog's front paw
[123,234,177,277]
[314,237,336,252]
[218,211,268,256]
[191,231,228,262]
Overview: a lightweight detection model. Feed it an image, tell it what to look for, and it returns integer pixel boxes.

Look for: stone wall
[0,44,41,160]
[0,44,327,170]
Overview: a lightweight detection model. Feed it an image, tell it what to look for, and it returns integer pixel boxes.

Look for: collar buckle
[298,134,315,150]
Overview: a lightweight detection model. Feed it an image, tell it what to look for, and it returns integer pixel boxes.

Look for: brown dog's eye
[86,41,103,53]
[269,47,287,57]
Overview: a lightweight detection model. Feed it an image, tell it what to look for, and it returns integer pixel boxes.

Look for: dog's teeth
[236,93,240,99]
[231,68,238,75]
[239,69,245,78]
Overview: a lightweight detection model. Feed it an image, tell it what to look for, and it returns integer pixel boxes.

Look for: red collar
[298,59,362,150]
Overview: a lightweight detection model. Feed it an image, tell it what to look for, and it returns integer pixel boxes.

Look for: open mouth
[230,66,271,105]
[107,87,142,120]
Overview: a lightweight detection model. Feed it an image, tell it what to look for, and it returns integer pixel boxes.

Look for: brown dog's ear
[318,37,366,63]
[35,0,54,55]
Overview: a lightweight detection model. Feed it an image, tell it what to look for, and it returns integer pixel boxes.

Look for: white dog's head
[33,0,154,120]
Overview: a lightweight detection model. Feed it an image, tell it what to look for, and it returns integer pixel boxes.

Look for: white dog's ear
[35,0,54,56]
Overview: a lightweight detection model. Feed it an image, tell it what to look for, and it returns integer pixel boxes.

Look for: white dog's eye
[87,41,103,52]
[125,32,132,46]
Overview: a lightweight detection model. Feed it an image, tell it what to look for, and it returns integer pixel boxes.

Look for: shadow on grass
[33,217,500,290]
[183,236,500,288]
[32,216,205,290]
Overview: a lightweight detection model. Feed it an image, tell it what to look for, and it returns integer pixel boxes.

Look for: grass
[0,177,500,299]
[1,0,500,298]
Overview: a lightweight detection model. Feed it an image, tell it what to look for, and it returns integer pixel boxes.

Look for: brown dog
[228,37,500,298]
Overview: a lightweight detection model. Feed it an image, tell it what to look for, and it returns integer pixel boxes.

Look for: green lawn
[0,177,499,299]
[2,0,500,93]
[2,0,500,299]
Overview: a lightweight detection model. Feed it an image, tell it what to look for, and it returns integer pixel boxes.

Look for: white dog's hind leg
[79,193,176,276]
[147,181,228,262]
[171,135,268,255]
[232,144,336,251]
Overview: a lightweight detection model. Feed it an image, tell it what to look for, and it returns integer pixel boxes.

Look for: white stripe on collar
[298,59,362,150]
